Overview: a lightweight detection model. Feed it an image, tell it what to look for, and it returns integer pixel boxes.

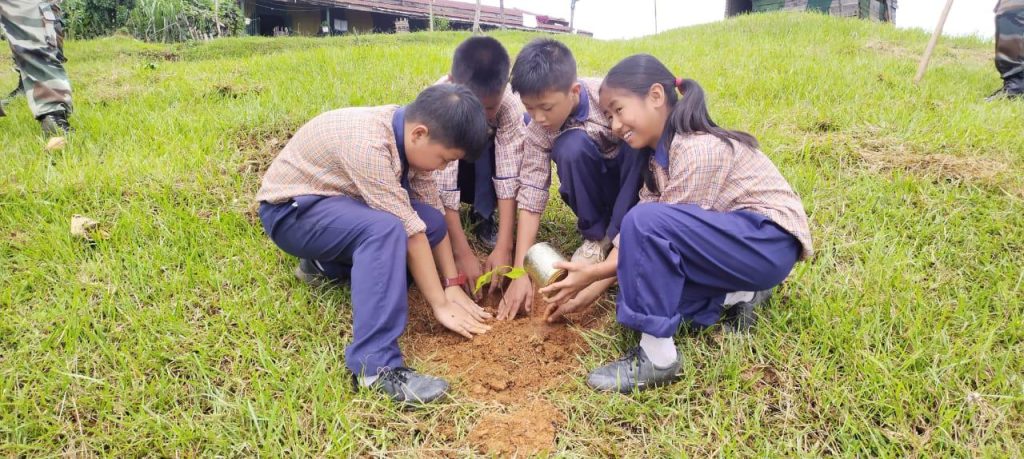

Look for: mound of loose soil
[467,399,566,457]
[401,283,611,455]
[402,288,607,404]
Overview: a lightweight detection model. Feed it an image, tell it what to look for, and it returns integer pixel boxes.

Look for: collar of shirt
[652,127,676,169]
[391,106,411,190]
[562,80,590,129]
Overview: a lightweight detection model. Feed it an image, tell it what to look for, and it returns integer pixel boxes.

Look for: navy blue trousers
[258,195,447,376]
[456,138,497,219]
[616,203,801,335]
[550,129,646,241]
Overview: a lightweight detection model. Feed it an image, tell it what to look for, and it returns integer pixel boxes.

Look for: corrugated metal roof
[259,0,588,34]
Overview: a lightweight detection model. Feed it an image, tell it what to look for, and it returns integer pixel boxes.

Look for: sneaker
[39,111,71,137]
[722,289,773,334]
[587,346,681,393]
[355,367,450,406]
[294,258,330,287]
[571,237,611,265]
[471,213,498,250]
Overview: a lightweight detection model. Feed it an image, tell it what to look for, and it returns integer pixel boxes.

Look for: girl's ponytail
[669,78,759,155]
[603,55,759,193]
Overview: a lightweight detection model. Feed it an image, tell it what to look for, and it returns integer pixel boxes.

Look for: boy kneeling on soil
[540,55,813,393]
[256,85,493,405]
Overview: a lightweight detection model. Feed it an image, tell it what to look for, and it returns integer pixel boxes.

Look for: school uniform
[517,78,648,241]
[255,105,447,377]
[433,76,528,219]
[614,132,813,334]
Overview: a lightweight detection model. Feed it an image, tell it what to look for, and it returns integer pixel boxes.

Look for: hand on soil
[446,286,493,322]
[433,298,492,339]
[546,281,606,323]
[483,247,513,296]
[497,275,533,321]
[539,261,592,305]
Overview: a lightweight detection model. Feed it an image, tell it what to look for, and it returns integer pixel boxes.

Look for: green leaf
[503,267,527,280]
[474,270,494,294]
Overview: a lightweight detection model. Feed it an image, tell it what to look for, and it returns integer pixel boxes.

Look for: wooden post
[429,0,434,31]
[914,0,955,84]
[500,0,505,29]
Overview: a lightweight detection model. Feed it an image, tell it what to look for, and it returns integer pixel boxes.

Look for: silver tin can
[524,242,568,288]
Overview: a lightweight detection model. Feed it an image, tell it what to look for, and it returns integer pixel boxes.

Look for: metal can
[524,242,568,288]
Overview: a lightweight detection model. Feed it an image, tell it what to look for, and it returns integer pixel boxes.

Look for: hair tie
[674,77,684,90]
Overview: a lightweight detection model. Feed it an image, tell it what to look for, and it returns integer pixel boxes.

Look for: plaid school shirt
[517,77,621,214]
[622,132,814,260]
[255,105,444,237]
[432,76,528,210]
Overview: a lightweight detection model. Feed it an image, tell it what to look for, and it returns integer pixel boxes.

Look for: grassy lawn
[2,12,1023,456]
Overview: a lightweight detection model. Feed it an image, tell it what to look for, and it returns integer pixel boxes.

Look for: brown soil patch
[467,399,566,457]
[403,288,608,404]
[402,281,611,455]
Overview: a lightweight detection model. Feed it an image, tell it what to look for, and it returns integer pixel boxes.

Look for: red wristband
[442,273,468,288]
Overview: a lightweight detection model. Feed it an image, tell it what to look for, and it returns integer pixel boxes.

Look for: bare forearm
[513,210,541,266]
[408,233,446,307]
[586,247,619,281]
[432,236,459,280]
[444,209,474,259]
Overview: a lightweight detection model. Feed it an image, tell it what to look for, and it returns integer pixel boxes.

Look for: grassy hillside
[2,12,1022,456]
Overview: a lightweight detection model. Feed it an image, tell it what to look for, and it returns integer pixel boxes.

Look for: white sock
[724,291,755,306]
[639,333,678,368]
[359,373,379,387]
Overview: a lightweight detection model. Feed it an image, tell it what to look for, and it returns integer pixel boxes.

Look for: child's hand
[445,286,493,322]
[455,253,484,299]
[483,247,512,296]
[538,261,592,305]
[433,290,492,339]
[497,275,533,320]
[545,281,609,323]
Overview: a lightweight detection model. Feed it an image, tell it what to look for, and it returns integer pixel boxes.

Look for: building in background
[240,0,589,37]
[726,0,895,22]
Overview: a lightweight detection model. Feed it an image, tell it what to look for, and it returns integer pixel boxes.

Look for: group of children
[256,36,812,404]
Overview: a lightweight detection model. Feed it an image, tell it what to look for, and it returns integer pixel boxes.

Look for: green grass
[3,12,1023,456]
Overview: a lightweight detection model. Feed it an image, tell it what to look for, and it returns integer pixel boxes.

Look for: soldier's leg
[0,0,73,122]
[994,5,1024,97]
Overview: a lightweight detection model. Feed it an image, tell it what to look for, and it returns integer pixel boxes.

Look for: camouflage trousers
[996,2,1024,81]
[0,0,72,118]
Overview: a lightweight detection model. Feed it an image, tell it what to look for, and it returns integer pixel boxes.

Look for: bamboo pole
[914,0,955,84]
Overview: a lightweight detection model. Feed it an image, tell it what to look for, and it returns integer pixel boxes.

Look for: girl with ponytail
[540,54,813,393]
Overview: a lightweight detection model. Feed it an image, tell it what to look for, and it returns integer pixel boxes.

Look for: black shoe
[586,346,681,393]
[294,258,331,287]
[353,367,450,406]
[471,213,498,250]
[986,81,1024,101]
[722,289,773,334]
[39,111,71,137]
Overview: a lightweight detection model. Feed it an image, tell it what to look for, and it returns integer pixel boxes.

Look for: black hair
[406,84,489,162]
[509,38,577,97]
[451,36,511,97]
[602,54,759,192]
